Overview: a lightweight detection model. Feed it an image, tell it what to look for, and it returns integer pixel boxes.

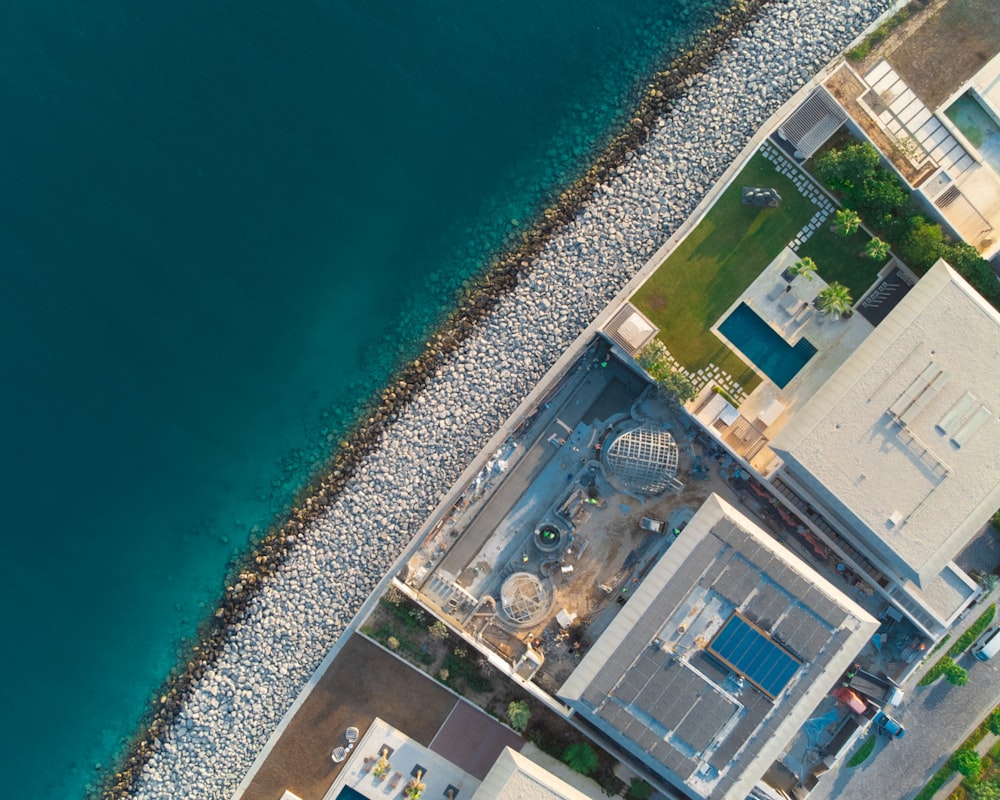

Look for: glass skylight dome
[602,421,679,495]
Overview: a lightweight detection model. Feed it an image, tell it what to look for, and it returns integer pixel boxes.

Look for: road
[811,632,1000,799]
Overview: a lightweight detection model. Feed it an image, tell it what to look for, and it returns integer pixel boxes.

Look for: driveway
[810,647,1000,799]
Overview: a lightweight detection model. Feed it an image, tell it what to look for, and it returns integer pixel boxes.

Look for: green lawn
[632,152,816,391]
[797,223,883,299]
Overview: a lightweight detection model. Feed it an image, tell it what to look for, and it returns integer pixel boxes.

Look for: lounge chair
[361,757,373,773]
[331,746,347,763]
[779,292,805,316]
[767,281,786,301]
[389,771,403,789]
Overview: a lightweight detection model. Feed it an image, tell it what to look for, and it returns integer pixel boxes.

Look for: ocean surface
[0,1,727,797]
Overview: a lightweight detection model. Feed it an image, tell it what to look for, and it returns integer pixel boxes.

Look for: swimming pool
[336,787,372,800]
[718,303,816,388]
[945,93,1000,174]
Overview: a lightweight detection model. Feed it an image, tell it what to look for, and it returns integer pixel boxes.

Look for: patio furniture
[331,746,347,763]
[346,726,360,744]
[389,771,403,789]
[361,757,373,773]
[767,281,786,301]
[779,292,805,316]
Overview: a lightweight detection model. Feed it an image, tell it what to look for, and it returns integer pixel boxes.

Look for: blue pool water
[337,787,372,800]
[718,303,817,387]
[945,93,1000,174]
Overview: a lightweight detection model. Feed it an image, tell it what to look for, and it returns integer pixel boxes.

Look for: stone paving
[760,139,835,249]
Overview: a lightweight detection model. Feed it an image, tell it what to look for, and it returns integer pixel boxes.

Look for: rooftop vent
[951,405,991,448]
[888,510,904,527]
[889,362,949,426]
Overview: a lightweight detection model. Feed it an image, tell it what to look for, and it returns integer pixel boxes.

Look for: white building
[769,260,1000,637]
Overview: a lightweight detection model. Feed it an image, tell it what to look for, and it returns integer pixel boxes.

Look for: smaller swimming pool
[336,787,372,800]
[945,93,1000,174]
[718,303,816,388]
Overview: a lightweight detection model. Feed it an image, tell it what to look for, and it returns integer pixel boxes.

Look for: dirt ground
[852,0,1000,109]
[238,634,457,800]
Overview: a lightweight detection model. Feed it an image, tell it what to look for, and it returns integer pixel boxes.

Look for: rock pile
[117,0,890,797]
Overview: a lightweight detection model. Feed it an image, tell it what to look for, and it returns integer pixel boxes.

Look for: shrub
[919,655,954,686]
[899,217,945,270]
[637,340,696,405]
[428,620,449,640]
[952,749,983,780]
[951,605,997,657]
[947,662,970,687]
[988,709,1000,736]
[970,782,1000,800]
[563,742,600,775]
[385,583,404,605]
[657,370,696,405]
[507,700,531,733]
[387,636,399,651]
[847,734,877,767]
[627,778,654,800]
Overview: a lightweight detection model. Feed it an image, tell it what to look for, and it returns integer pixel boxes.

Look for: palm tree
[832,208,862,237]
[816,282,854,319]
[404,770,426,800]
[789,256,818,281]
[864,237,891,261]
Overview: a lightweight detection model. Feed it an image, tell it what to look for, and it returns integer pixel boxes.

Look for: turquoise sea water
[0,1,727,797]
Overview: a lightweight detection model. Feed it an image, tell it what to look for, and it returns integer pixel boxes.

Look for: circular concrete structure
[533,524,563,554]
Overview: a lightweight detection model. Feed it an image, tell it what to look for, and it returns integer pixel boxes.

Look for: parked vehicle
[872,709,905,739]
[640,517,665,533]
[973,623,1000,662]
[832,686,867,715]
[846,665,904,707]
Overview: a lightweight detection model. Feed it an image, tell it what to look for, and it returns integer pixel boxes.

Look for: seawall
[109,0,892,796]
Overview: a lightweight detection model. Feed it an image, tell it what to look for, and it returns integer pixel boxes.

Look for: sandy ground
[853,0,1000,110]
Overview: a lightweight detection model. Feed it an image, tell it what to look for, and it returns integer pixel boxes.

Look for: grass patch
[632,152,817,390]
[847,4,914,61]
[920,604,997,685]
[796,224,882,299]
[847,734,877,767]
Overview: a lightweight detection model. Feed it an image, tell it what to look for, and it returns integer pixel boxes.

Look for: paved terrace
[238,635,521,800]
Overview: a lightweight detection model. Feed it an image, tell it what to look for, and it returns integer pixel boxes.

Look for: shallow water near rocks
[0,1,729,797]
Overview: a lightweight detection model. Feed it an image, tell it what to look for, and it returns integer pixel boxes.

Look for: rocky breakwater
[116,0,891,797]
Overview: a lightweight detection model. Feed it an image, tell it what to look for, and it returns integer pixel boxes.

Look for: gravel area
[120,0,894,797]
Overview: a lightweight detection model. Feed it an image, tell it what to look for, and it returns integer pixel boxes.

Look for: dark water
[0,1,727,797]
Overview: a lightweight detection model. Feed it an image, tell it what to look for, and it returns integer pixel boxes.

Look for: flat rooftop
[559,494,877,800]
[771,260,1000,587]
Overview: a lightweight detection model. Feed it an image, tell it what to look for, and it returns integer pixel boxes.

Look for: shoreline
[100,0,892,796]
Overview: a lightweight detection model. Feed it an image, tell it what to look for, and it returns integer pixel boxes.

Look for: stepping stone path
[760,140,837,249]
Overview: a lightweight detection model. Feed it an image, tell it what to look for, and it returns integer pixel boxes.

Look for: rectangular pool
[718,303,816,388]
[945,93,1000,174]
[336,788,372,800]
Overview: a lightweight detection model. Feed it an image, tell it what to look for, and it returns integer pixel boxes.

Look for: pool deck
[710,246,874,468]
